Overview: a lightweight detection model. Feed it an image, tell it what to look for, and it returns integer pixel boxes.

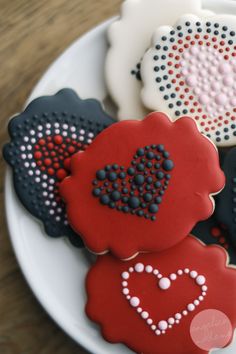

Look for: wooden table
[0,1,122,353]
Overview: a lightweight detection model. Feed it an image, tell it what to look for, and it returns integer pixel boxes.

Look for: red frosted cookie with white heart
[141,14,236,146]
[86,236,236,354]
[60,112,224,259]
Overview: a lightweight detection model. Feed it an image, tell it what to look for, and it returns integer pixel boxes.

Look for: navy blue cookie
[3,89,115,247]
[192,215,236,265]
[215,147,236,246]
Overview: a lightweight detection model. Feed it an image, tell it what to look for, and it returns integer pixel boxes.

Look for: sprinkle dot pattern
[92,145,174,221]
[121,262,207,336]
[3,89,114,245]
[148,17,236,145]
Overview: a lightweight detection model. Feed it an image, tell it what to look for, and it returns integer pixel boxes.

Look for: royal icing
[216,147,236,246]
[141,14,236,146]
[86,236,236,354]
[3,89,114,246]
[106,0,212,120]
[60,112,225,259]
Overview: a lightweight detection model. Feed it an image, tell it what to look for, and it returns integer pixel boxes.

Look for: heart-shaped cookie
[92,145,174,221]
[86,236,236,354]
[3,89,114,246]
[60,112,225,259]
[141,14,236,146]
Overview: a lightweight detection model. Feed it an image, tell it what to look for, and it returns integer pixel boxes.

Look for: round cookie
[3,89,115,247]
[86,236,236,354]
[141,14,236,146]
[191,214,236,265]
[106,0,212,120]
[215,147,236,246]
[60,112,225,259]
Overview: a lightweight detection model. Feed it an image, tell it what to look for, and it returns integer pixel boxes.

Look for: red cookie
[86,236,236,354]
[60,113,225,259]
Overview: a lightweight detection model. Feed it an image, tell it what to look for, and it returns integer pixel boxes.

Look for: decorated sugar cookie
[3,89,114,247]
[192,214,236,265]
[60,112,224,259]
[86,236,236,354]
[216,147,236,246]
[141,14,236,146]
[106,0,212,120]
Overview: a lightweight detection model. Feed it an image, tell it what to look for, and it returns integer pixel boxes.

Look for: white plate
[4,2,236,353]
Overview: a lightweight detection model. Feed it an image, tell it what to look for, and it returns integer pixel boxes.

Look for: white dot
[155,330,161,336]
[55,129,60,134]
[45,201,50,206]
[147,319,153,325]
[24,162,29,168]
[141,311,149,319]
[20,146,26,151]
[183,310,188,316]
[80,129,85,135]
[158,321,168,331]
[194,300,200,306]
[121,272,129,280]
[134,263,144,273]
[88,132,94,138]
[123,288,129,295]
[49,210,55,215]
[137,307,142,313]
[72,134,77,140]
[56,216,61,222]
[187,304,195,312]
[130,297,140,307]
[54,123,59,128]
[196,275,206,286]
[129,267,134,273]
[30,130,35,135]
[151,325,157,331]
[122,281,128,287]
[70,126,76,132]
[190,271,198,279]
[177,270,183,275]
[202,285,208,292]
[153,269,159,275]
[184,268,190,274]
[62,131,67,137]
[168,317,175,325]
[28,170,33,176]
[157,274,162,279]
[24,136,29,142]
[170,273,177,281]
[63,124,68,130]
[159,277,171,290]
[126,295,131,300]
[145,265,153,273]
[175,313,182,320]
[46,123,51,129]
[199,296,204,301]
[79,136,84,141]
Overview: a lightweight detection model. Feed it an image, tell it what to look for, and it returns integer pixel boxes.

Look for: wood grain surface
[0,1,122,353]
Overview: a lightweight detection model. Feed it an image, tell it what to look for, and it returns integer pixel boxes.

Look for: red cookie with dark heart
[86,236,236,354]
[60,112,225,259]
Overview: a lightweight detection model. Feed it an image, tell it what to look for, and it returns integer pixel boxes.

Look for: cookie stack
[4,0,236,353]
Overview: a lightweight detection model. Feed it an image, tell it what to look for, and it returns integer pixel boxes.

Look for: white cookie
[106,0,212,120]
[141,14,236,147]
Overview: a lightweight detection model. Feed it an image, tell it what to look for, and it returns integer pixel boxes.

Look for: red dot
[47,136,52,142]
[54,135,63,145]
[53,162,60,169]
[68,146,76,154]
[211,227,221,238]
[224,55,229,60]
[37,161,42,166]
[50,151,56,157]
[35,145,40,150]
[64,157,71,171]
[48,168,55,175]
[56,169,68,181]
[44,158,52,166]
[47,143,54,150]
[44,152,49,157]
[219,237,226,244]
[39,139,46,146]
[34,151,42,160]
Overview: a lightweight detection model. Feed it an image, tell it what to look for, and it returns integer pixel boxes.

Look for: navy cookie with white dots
[215,147,236,247]
[3,89,115,247]
[192,214,236,265]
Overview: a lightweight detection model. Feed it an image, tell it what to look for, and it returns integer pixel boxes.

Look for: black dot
[196,22,201,26]
[111,191,121,202]
[214,23,219,28]
[225,135,230,140]
[170,38,175,43]
[154,55,159,61]
[206,22,211,27]
[156,77,162,83]
[214,30,219,35]
[128,196,140,209]
[134,174,145,185]
[96,170,106,180]
[230,31,235,36]
[119,172,126,179]
[170,30,175,35]
[177,25,182,30]
[163,46,168,51]
[162,159,174,171]
[146,176,153,184]
[146,161,152,168]
[156,171,164,180]
[105,165,111,171]
[93,188,101,197]
[169,104,174,109]
[108,172,117,182]
[100,195,110,205]
[185,22,190,26]
[137,163,145,171]
[149,204,159,213]
[146,151,155,159]
[155,181,162,188]
[128,167,135,176]
[143,193,153,202]
[154,67,160,72]
[175,111,181,116]
[162,36,167,41]
[155,196,162,204]
[229,40,233,45]
[160,87,165,91]
[156,44,161,49]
